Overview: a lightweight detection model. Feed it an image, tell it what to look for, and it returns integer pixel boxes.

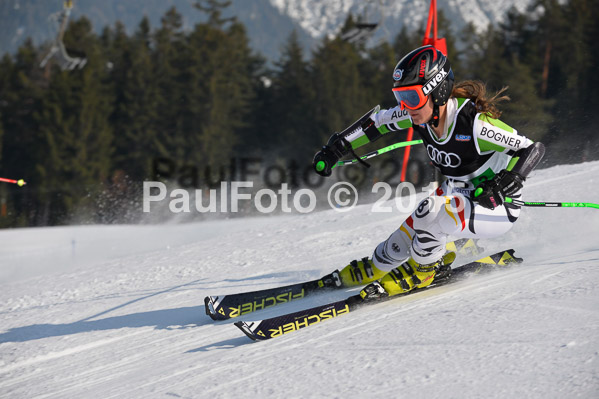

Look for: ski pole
[473,187,599,209]
[333,139,424,168]
[0,177,26,187]
[504,197,599,209]
[315,140,424,173]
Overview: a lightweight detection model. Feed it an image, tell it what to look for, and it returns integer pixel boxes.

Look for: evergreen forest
[0,0,597,226]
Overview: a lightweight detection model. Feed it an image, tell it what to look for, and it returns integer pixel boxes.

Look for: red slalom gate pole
[400,128,414,182]
[0,177,26,186]
[400,0,448,182]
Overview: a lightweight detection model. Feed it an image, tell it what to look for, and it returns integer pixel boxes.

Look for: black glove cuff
[496,170,524,197]
[327,134,350,158]
[511,142,545,178]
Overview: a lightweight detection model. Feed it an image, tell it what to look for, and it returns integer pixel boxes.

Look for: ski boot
[338,257,387,287]
[360,251,456,299]
[434,263,453,281]
[358,281,389,302]
[315,270,342,289]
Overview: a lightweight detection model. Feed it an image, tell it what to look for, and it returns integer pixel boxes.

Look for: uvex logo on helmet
[422,69,448,96]
[419,59,426,78]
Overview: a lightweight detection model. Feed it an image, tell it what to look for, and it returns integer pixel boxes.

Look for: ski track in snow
[0,161,598,398]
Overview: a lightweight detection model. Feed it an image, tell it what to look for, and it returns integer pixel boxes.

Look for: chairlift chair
[39,0,87,71]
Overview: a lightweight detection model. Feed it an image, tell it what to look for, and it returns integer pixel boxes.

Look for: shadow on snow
[0,271,324,345]
[0,305,212,343]
[0,278,214,343]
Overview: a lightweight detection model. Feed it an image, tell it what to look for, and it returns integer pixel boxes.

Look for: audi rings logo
[426,145,462,168]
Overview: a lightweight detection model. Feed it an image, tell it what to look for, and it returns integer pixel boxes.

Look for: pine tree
[36,17,113,223]
[187,6,261,172]
[0,41,45,225]
[392,26,421,61]
[434,9,463,76]
[363,41,396,109]
[267,30,317,157]
[539,0,599,158]
[110,17,160,182]
[201,21,259,168]
[152,7,187,163]
[311,28,371,145]
[463,20,553,142]
[0,109,3,164]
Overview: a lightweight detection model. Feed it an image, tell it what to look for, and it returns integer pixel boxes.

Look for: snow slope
[1,161,598,398]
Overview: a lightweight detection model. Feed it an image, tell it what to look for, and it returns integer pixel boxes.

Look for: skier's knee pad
[410,196,462,264]
[371,229,411,271]
[412,195,467,236]
[411,196,446,230]
[438,196,470,235]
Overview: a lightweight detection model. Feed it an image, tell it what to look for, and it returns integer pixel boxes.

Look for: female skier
[313,45,545,299]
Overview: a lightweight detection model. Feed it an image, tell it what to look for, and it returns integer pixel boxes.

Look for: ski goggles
[392,85,428,110]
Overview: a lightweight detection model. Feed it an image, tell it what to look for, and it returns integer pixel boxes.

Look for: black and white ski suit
[344,97,536,268]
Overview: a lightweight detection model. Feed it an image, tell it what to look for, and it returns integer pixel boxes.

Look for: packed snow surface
[1,161,598,398]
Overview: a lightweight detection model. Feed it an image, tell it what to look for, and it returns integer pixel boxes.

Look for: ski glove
[313,135,350,177]
[473,169,524,210]
[313,146,339,177]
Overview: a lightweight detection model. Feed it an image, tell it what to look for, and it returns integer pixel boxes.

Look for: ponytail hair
[451,80,510,119]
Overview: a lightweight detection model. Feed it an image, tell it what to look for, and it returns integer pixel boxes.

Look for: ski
[205,272,342,321]
[205,238,483,321]
[234,248,522,341]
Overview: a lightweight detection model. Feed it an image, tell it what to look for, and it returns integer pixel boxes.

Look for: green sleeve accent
[395,119,413,130]
[378,125,390,134]
[478,114,514,133]
[506,156,519,171]
[350,113,412,150]
[476,114,519,153]
[470,168,496,187]
[350,135,370,150]
[478,138,507,153]
[349,124,391,150]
